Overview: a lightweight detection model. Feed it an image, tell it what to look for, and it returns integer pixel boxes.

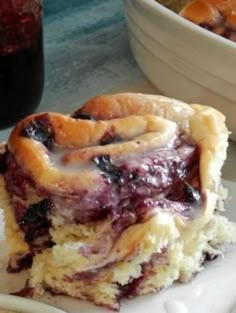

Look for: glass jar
[0,0,44,129]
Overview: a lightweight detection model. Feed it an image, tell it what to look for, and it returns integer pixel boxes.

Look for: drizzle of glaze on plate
[231,303,236,313]
[164,300,188,313]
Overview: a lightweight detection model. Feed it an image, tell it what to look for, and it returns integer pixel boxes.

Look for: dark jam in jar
[0,1,44,129]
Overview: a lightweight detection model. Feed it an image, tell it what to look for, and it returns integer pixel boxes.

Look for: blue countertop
[41,0,143,112]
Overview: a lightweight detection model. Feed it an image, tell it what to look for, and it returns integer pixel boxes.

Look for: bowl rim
[129,0,236,51]
[0,294,67,313]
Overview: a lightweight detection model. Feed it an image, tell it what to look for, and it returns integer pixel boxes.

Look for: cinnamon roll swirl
[0,93,235,310]
[180,0,236,41]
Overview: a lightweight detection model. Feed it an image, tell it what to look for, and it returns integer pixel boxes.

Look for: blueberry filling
[19,199,51,226]
[4,135,202,258]
[119,251,167,298]
[18,199,53,247]
[92,155,124,184]
[203,252,218,262]
[183,181,201,203]
[100,129,122,146]
[0,150,8,174]
[71,112,95,121]
[21,114,54,150]
[3,155,53,250]
[48,142,200,223]
[11,281,33,298]
[128,171,140,183]
[4,154,31,201]
[7,252,34,273]
[24,227,52,244]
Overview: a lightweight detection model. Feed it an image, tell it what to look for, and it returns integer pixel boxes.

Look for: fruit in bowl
[180,0,236,42]
[157,0,236,42]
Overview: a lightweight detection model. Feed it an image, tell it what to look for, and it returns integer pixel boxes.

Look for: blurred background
[0,0,235,180]
[0,0,154,139]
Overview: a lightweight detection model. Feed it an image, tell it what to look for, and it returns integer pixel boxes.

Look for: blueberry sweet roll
[0,93,235,310]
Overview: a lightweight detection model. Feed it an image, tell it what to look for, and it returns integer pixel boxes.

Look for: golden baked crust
[9,113,178,193]
[76,93,194,122]
[8,92,228,229]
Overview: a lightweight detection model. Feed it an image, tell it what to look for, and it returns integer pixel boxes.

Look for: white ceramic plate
[0,180,236,313]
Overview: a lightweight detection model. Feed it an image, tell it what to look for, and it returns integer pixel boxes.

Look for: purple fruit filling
[199,21,236,41]
[19,199,51,226]
[2,134,201,270]
[11,281,34,298]
[0,149,8,174]
[12,198,52,251]
[52,137,200,223]
[100,128,123,146]
[7,252,34,273]
[3,155,53,251]
[71,112,95,120]
[93,155,124,184]
[120,250,167,299]
[21,113,55,150]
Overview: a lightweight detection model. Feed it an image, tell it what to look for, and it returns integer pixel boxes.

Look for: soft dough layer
[0,93,235,310]
[30,213,235,310]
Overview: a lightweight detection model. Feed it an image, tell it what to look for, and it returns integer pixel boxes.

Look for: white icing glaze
[47,133,181,174]
[48,142,190,177]
[49,146,97,173]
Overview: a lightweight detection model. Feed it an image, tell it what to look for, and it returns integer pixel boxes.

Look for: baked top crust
[8,93,228,231]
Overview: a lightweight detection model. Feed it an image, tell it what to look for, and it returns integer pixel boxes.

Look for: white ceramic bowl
[123,0,236,140]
